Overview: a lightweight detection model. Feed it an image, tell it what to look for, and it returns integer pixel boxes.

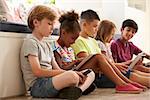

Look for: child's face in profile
[106,28,116,43]
[63,31,79,48]
[121,26,136,41]
[84,20,100,37]
[35,18,54,37]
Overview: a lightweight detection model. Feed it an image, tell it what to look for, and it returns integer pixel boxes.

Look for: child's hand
[136,58,143,65]
[76,57,84,61]
[73,58,84,65]
[115,63,128,74]
[122,60,132,65]
[75,71,87,84]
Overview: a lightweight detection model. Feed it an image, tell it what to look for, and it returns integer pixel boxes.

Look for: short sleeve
[71,38,88,55]
[49,40,56,51]
[110,41,118,62]
[97,41,107,52]
[23,39,39,57]
[129,42,142,55]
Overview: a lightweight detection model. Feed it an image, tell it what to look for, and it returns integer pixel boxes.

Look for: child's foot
[131,82,148,91]
[116,83,143,94]
[58,86,82,100]
[82,83,96,95]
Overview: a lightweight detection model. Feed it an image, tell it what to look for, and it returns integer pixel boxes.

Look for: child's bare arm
[77,51,89,58]
[54,51,78,70]
[28,55,65,77]
[51,56,63,70]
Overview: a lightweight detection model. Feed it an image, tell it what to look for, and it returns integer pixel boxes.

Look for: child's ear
[33,19,39,26]
[61,29,66,35]
[83,22,87,27]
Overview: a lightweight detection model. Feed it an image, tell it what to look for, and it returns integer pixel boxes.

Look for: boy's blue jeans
[30,77,59,98]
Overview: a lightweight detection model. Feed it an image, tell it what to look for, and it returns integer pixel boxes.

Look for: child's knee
[65,71,79,85]
[87,70,95,80]
[94,54,105,60]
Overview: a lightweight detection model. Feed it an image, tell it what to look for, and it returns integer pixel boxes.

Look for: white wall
[125,6,146,51]
[125,0,150,53]
[101,0,126,33]
[55,0,102,16]
[145,0,150,53]
[55,0,126,33]
[0,32,26,97]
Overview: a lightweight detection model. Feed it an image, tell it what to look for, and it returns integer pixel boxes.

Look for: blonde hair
[95,20,116,43]
[27,5,56,30]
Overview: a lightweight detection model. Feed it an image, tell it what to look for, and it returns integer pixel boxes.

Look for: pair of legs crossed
[52,70,95,92]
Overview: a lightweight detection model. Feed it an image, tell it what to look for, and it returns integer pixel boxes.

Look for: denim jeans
[30,77,59,98]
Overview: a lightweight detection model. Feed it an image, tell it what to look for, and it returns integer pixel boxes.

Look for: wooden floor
[1,88,150,100]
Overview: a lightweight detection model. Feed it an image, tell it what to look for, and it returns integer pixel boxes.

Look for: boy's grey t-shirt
[20,35,54,91]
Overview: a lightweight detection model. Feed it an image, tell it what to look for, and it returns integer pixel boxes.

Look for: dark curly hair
[59,10,81,34]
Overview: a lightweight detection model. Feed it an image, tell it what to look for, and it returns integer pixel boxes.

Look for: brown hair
[27,5,56,30]
[95,20,116,43]
[59,10,81,35]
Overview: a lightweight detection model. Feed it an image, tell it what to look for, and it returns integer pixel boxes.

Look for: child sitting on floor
[20,5,95,100]
[111,19,150,73]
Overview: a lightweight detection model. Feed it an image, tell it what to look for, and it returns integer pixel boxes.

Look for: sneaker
[82,83,96,95]
[58,86,82,100]
[116,83,143,94]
